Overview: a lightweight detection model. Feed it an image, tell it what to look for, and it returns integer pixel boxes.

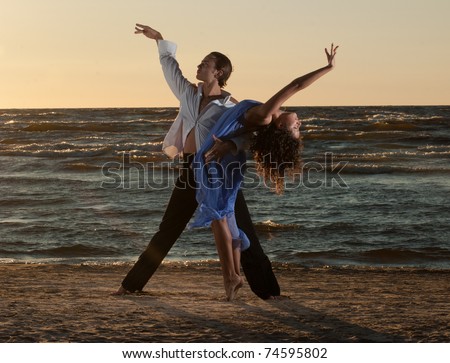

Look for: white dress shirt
[158,40,236,158]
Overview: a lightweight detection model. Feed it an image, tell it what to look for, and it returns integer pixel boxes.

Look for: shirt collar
[197,83,232,105]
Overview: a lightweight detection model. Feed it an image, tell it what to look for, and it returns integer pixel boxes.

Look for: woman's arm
[245,44,338,127]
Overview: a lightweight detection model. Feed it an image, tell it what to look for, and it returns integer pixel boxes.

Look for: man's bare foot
[266,295,290,300]
[111,286,131,296]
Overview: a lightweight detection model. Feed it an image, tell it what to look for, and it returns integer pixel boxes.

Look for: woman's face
[196,55,221,83]
[275,112,301,139]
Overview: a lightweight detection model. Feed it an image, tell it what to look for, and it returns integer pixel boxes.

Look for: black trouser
[121,154,280,299]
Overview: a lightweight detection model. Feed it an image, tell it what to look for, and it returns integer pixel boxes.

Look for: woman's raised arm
[245,44,338,127]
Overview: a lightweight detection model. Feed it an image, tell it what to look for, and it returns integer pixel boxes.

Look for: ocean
[1,106,449,268]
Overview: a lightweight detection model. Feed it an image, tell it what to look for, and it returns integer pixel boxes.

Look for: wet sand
[1,262,449,342]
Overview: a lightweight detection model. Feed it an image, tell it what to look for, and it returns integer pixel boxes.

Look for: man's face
[196,55,221,83]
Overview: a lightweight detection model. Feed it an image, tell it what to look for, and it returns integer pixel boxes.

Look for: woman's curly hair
[250,123,302,194]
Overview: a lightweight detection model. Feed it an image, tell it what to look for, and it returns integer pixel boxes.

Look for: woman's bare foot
[234,276,244,297]
[225,274,243,301]
[111,286,131,296]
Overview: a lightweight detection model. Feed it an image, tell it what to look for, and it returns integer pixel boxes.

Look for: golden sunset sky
[1,0,449,108]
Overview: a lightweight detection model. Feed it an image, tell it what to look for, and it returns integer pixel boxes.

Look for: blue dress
[190,100,261,251]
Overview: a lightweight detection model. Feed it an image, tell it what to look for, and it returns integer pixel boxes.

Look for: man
[113,24,280,299]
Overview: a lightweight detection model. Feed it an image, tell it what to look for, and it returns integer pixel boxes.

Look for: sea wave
[254,220,301,232]
[0,197,71,208]
[289,247,450,268]
[0,141,164,159]
[22,122,135,133]
[0,243,121,258]
[1,244,449,269]
[340,164,450,174]
[61,163,103,172]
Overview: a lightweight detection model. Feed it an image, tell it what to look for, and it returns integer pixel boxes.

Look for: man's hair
[209,51,233,88]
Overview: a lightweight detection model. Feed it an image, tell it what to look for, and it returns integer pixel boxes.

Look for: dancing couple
[114,24,337,300]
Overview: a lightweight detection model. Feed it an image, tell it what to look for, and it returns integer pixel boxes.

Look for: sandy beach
[0,262,449,343]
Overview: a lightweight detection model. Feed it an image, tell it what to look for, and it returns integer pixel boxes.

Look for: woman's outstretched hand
[325,43,339,67]
[134,24,163,41]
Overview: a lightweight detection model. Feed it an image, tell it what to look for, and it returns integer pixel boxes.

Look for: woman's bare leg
[211,218,242,300]
[232,245,241,276]
[232,242,244,291]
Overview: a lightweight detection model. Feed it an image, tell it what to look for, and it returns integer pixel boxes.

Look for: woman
[192,44,338,300]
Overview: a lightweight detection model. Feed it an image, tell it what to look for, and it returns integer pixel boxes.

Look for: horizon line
[1,104,449,110]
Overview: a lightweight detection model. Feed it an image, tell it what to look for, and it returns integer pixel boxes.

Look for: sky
[1,0,449,108]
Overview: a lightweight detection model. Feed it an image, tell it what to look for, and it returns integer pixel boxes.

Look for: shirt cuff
[158,40,177,56]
